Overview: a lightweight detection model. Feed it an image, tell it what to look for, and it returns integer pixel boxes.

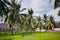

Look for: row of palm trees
[17,9,55,31]
[0,0,60,35]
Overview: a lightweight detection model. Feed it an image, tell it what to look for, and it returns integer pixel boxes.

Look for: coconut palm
[30,17,37,31]
[0,0,12,22]
[26,8,34,31]
[21,8,34,32]
[43,14,47,23]
[43,14,51,30]
[49,15,55,28]
[0,0,11,16]
[5,0,26,35]
[46,15,55,30]
[46,20,54,30]
[37,16,42,30]
[19,9,35,32]
[54,0,60,8]
[19,14,28,31]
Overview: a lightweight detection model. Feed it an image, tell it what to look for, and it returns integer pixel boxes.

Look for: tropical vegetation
[0,0,60,40]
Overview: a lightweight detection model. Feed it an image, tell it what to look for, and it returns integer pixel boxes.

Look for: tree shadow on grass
[0,31,45,37]
[15,31,41,37]
[0,32,12,37]
[0,39,13,40]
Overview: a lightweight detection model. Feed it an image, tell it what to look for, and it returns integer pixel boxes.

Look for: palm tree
[49,15,55,28]
[46,15,55,30]
[49,0,60,8]
[5,0,26,35]
[46,20,54,30]
[54,0,60,8]
[43,14,47,23]
[37,16,42,30]
[0,0,12,22]
[26,8,34,31]
[0,0,11,16]
[43,14,48,29]
[19,14,28,31]
[18,9,34,32]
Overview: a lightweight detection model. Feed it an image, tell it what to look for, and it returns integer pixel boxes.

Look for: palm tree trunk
[48,27,49,30]
[10,24,14,35]
[11,25,14,35]
[3,15,5,22]
[51,25,54,30]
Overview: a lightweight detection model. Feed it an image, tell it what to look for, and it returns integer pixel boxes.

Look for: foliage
[0,0,11,16]
[54,0,60,8]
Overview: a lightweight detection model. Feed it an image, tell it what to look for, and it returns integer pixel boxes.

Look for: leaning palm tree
[49,15,55,29]
[54,0,60,8]
[5,0,26,35]
[0,0,12,22]
[46,20,54,30]
[46,15,55,30]
[43,14,47,23]
[19,9,34,32]
[26,8,34,31]
[21,8,34,32]
[0,0,11,16]
[37,16,42,30]
[43,14,48,29]
[19,14,28,31]
[49,0,60,8]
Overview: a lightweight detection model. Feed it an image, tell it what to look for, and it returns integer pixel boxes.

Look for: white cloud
[21,0,31,8]
[31,0,55,14]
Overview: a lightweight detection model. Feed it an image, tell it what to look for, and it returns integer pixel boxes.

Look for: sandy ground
[35,28,60,32]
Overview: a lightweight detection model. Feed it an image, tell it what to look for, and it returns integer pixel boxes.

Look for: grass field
[0,32,60,40]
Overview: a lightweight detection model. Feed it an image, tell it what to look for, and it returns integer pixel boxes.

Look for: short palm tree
[46,20,54,30]
[46,15,55,30]
[30,17,37,31]
[43,14,47,23]
[37,16,42,30]
[43,14,48,29]
[49,15,55,29]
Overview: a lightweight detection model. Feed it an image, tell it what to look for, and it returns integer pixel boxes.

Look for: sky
[0,0,60,23]
[21,0,55,15]
[21,0,60,22]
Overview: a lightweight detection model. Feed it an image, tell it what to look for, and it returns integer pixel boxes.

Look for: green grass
[0,32,60,40]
